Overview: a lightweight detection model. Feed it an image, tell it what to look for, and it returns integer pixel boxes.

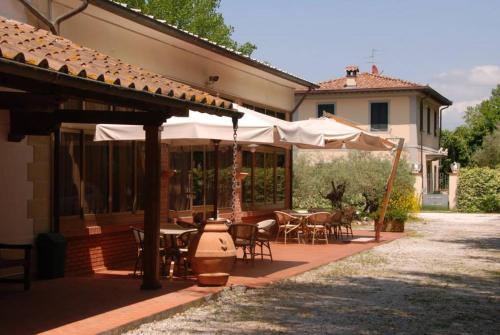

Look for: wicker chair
[274,211,302,244]
[255,219,275,261]
[340,207,355,239]
[229,224,258,263]
[329,210,343,240]
[305,212,331,244]
[174,229,198,277]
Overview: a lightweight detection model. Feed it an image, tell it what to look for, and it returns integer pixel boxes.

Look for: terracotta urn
[188,218,236,286]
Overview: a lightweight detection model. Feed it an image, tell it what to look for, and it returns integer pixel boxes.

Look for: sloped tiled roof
[0,16,234,111]
[318,72,422,90]
[92,0,317,88]
[298,71,451,105]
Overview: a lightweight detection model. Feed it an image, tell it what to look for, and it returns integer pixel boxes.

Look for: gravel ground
[125,213,500,335]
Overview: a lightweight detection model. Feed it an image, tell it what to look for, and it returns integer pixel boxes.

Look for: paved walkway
[0,230,401,335]
[126,213,500,335]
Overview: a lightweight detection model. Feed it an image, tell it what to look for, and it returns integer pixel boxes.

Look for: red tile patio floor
[0,230,402,335]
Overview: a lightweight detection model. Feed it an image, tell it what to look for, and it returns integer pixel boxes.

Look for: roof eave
[296,86,452,105]
[0,58,242,119]
[90,0,318,89]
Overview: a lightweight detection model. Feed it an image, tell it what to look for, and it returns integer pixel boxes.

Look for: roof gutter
[89,0,318,89]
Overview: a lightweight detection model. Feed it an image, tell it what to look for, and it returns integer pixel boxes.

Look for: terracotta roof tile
[318,72,423,90]
[0,16,233,110]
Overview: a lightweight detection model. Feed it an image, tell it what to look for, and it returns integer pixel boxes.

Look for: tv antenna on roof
[366,48,379,65]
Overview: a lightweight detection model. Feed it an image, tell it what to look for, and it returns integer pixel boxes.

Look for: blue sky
[220,0,500,129]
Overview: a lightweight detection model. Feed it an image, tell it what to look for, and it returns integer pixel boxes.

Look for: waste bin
[36,233,67,279]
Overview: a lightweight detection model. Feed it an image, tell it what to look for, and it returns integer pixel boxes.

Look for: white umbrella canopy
[95,109,274,145]
[95,104,325,147]
[286,116,395,151]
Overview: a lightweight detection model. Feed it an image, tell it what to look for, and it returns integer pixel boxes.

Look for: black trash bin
[36,233,67,279]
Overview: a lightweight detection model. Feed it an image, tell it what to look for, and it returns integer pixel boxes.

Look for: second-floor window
[317,104,335,118]
[370,102,388,131]
[434,110,438,136]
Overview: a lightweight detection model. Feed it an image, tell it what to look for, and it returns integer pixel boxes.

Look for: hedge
[456,167,500,213]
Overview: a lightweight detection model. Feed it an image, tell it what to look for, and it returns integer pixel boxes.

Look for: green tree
[120,0,257,56]
[472,127,500,167]
[442,84,500,169]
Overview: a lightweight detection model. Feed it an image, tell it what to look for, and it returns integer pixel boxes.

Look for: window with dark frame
[242,103,286,121]
[427,107,431,134]
[434,110,438,136]
[317,104,335,118]
[370,102,389,131]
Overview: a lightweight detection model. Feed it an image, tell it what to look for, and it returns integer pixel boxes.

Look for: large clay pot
[188,218,236,286]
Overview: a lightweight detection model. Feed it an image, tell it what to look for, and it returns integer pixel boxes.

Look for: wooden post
[52,128,60,233]
[212,140,220,218]
[375,138,405,242]
[141,124,163,290]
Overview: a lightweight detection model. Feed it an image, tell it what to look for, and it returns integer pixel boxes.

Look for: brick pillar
[448,172,458,210]
[233,147,244,223]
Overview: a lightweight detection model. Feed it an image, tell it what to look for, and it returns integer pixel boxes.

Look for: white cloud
[430,65,500,130]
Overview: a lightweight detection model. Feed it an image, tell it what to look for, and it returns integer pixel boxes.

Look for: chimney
[345,65,359,87]
[345,65,359,77]
[371,64,379,75]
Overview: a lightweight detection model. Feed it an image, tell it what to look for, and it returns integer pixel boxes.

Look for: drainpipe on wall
[290,86,314,120]
[438,105,449,148]
[20,0,89,35]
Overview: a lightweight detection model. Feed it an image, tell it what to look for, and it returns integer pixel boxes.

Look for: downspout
[438,105,449,148]
[20,0,89,35]
[420,98,425,195]
[288,86,314,209]
[290,86,314,120]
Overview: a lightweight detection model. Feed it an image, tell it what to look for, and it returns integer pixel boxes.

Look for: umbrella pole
[375,138,404,242]
[212,140,220,219]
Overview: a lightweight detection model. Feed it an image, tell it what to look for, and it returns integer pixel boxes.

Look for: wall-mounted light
[248,144,259,153]
[207,75,219,86]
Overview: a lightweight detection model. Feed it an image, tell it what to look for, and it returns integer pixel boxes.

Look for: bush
[293,152,418,218]
[456,167,500,212]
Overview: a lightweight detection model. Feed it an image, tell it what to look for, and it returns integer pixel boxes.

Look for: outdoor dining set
[130,207,356,278]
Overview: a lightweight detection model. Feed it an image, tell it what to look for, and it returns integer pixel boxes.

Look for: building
[294,65,452,199]
[0,0,316,276]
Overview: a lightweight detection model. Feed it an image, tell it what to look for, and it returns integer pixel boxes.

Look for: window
[243,103,286,121]
[59,128,145,217]
[434,111,438,136]
[370,102,388,131]
[59,132,81,216]
[427,107,431,134]
[317,104,335,118]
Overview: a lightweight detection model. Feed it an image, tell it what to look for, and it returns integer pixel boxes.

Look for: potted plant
[382,208,408,232]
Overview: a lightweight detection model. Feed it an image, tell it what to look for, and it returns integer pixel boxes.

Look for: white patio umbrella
[279,116,395,151]
[95,109,274,145]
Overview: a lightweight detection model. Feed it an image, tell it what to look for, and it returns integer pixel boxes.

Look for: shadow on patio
[0,230,402,335]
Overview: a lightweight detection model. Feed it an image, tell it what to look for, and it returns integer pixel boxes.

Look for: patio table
[160,227,198,276]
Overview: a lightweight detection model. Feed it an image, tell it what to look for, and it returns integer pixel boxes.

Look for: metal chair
[174,229,198,277]
[130,226,167,276]
[255,219,275,261]
[229,224,258,263]
[274,211,302,244]
[305,212,331,244]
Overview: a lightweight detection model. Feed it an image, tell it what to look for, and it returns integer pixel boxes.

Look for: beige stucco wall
[0,110,34,244]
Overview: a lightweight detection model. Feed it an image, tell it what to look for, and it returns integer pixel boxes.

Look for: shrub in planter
[456,167,500,213]
[382,209,408,232]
